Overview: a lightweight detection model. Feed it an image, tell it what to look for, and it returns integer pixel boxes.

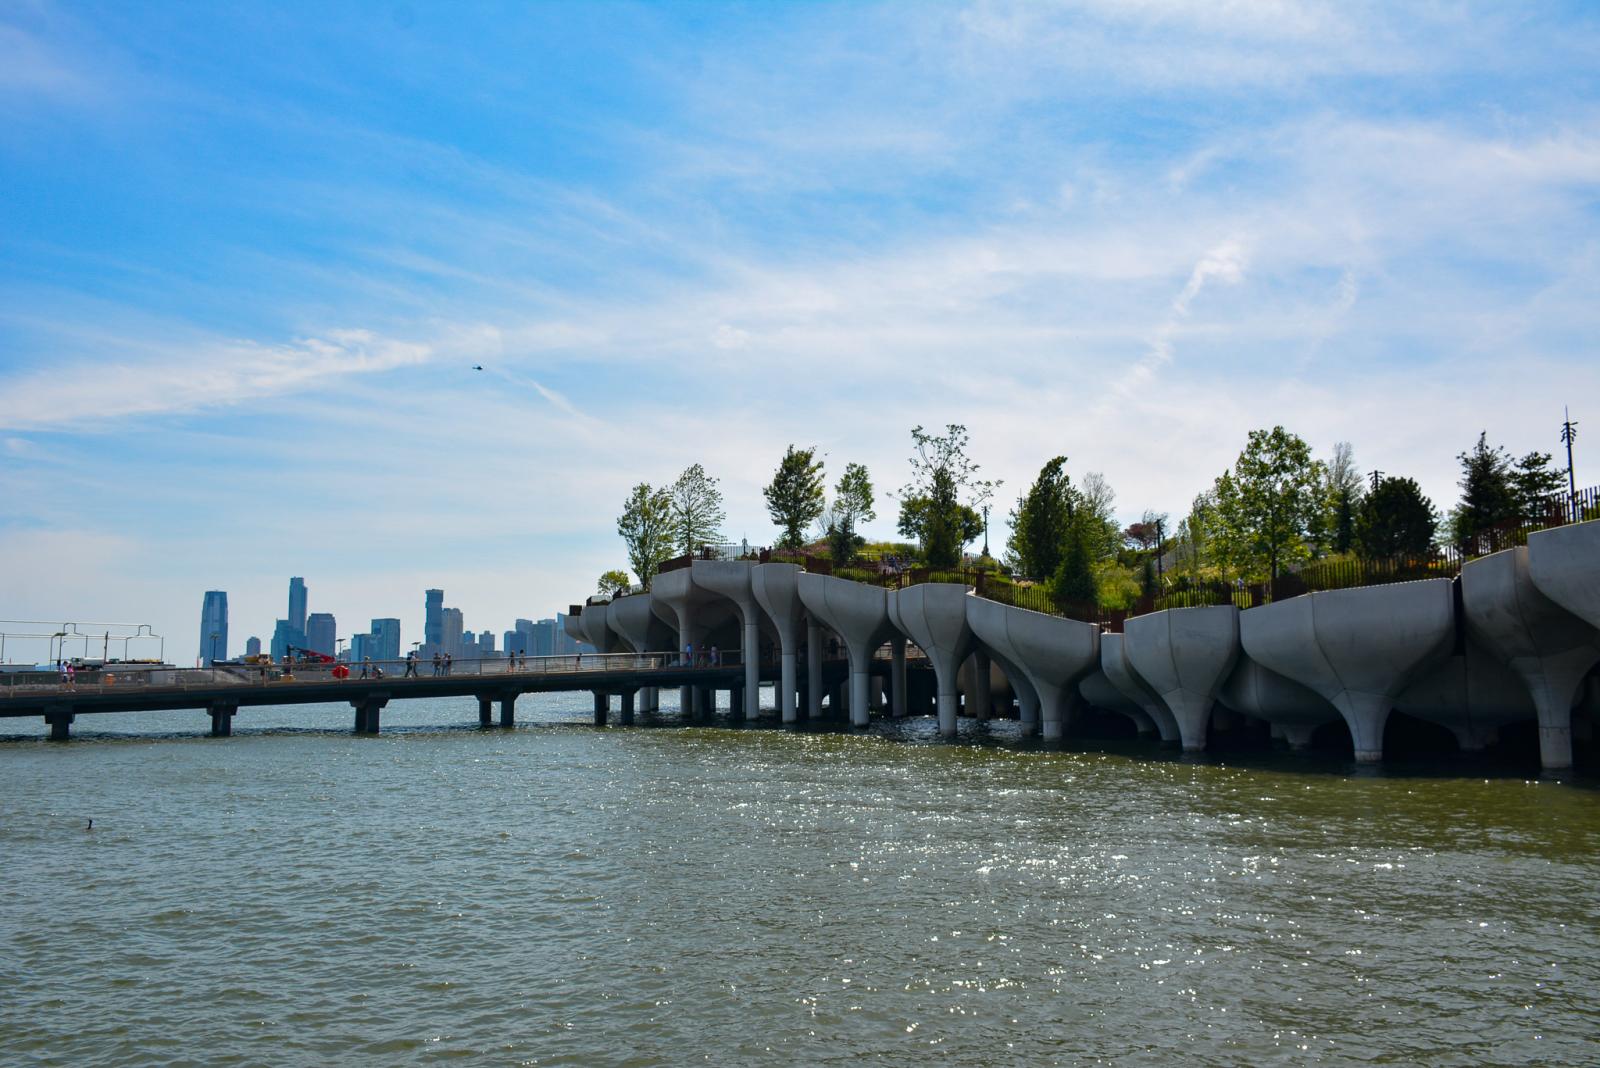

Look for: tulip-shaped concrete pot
[1528,519,1600,631]
[692,560,765,720]
[1241,580,1454,762]
[1123,606,1240,753]
[752,563,806,723]
[798,573,891,728]
[894,584,975,737]
[966,598,1099,739]
[1395,637,1536,752]
[1464,545,1600,769]
[1078,670,1157,736]
[1218,654,1339,751]
[1099,632,1179,744]
[562,611,588,649]
[608,593,677,712]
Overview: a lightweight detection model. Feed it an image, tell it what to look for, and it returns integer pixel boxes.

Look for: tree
[596,569,633,598]
[1323,441,1363,555]
[1355,477,1437,558]
[1050,520,1097,607]
[897,424,987,568]
[1449,432,1517,551]
[1006,457,1074,581]
[1211,426,1325,581]
[763,445,826,550]
[1076,471,1120,560]
[818,462,876,568]
[1512,450,1565,522]
[617,483,675,591]
[671,463,725,555]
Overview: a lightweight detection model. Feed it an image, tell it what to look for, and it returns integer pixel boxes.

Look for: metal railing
[0,650,744,699]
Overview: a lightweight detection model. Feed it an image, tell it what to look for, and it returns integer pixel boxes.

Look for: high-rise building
[425,589,444,648]
[245,636,261,658]
[199,590,228,666]
[503,629,521,656]
[269,619,304,660]
[371,618,401,662]
[306,612,336,657]
[535,618,558,657]
[441,607,464,656]
[349,632,372,663]
[288,577,307,634]
[479,630,495,654]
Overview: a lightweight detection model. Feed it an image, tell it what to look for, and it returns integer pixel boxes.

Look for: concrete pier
[593,690,609,726]
[208,701,238,737]
[893,584,974,737]
[352,695,387,734]
[799,573,892,729]
[752,563,805,723]
[1123,606,1239,752]
[478,695,493,728]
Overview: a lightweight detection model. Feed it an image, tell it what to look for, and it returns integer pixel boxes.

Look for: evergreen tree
[1005,456,1075,581]
[1449,432,1517,550]
[616,483,675,590]
[1511,450,1565,522]
[1354,477,1437,558]
[1049,519,1097,607]
[763,445,826,550]
[671,464,726,555]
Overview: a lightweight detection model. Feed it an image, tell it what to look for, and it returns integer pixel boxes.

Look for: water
[3,695,1598,1066]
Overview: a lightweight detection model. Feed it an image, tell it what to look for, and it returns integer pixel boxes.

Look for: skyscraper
[425,589,444,648]
[441,607,464,657]
[479,630,495,654]
[371,618,401,661]
[199,590,228,666]
[288,577,307,635]
[245,636,261,658]
[306,612,336,657]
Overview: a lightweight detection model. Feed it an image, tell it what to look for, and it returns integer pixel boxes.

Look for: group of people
[681,642,722,668]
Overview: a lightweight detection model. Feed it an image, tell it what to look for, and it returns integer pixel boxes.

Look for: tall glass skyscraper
[199,590,228,666]
[288,577,308,634]
[371,618,401,661]
[425,589,444,648]
[306,612,336,657]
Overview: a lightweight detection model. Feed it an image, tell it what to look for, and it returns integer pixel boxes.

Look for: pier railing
[1,650,743,699]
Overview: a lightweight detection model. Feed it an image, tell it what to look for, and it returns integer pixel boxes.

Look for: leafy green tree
[763,445,826,550]
[616,482,675,590]
[1323,441,1363,555]
[1211,426,1325,581]
[596,569,633,598]
[1355,477,1437,558]
[1076,471,1120,560]
[1512,450,1565,521]
[896,424,988,568]
[671,463,725,555]
[1005,456,1074,581]
[816,462,876,567]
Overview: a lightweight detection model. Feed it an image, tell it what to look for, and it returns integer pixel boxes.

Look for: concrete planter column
[752,563,806,724]
[967,598,1100,742]
[1124,606,1240,753]
[799,574,892,729]
[1099,633,1180,744]
[895,584,975,738]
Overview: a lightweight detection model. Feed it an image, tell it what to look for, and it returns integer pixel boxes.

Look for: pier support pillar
[891,639,907,718]
[806,620,823,720]
[593,691,609,727]
[744,619,761,720]
[973,652,992,722]
[352,696,387,735]
[1281,724,1317,752]
[499,694,516,728]
[620,689,636,726]
[477,695,493,728]
[45,707,73,742]
[208,702,237,738]
[780,652,797,723]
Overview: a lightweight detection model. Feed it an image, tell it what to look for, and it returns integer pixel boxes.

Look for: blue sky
[3,1,1599,663]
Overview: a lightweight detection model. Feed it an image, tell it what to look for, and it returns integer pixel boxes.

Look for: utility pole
[1154,516,1165,581]
[1368,469,1384,492]
[1560,406,1578,497]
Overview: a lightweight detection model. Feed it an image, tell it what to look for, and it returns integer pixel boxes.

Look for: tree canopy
[763,445,826,550]
[616,482,674,591]
[671,463,725,555]
[1355,476,1437,558]
[1006,456,1074,582]
[896,424,988,568]
[596,569,632,598]
[1211,426,1325,581]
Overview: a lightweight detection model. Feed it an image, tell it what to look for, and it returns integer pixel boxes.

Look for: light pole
[1560,406,1579,503]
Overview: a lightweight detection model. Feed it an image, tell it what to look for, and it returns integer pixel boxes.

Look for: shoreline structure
[574,519,1600,770]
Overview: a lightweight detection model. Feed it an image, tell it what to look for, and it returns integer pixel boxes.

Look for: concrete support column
[744,620,761,720]
[806,620,823,720]
[780,652,798,723]
[1336,695,1389,763]
[477,695,493,728]
[620,689,636,726]
[499,694,516,728]
[679,685,693,716]
[891,639,907,718]
[45,708,73,742]
[1125,707,1157,736]
[353,697,386,734]
[208,702,237,738]
[1165,694,1214,754]
[593,690,609,727]
[937,691,959,737]
[850,668,871,729]
[1281,724,1317,751]
[973,652,992,722]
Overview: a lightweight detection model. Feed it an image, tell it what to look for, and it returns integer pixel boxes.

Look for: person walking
[404,652,418,677]
[432,652,442,677]
[359,657,371,680]
[444,652,453,676]
[684,641,693,668]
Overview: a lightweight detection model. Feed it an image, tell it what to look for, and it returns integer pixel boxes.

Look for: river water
[2,694,1597,1066]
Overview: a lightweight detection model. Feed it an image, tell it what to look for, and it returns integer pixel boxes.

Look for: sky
[3,1,1599,664]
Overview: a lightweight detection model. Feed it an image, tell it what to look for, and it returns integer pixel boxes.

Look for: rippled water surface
[3,696,1598,1066]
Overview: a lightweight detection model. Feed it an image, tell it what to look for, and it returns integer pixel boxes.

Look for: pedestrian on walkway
[405,652,418,677]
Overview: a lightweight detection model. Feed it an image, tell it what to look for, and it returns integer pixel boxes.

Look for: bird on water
[85,818,93,831]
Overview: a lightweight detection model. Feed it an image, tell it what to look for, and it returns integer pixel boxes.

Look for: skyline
[4,2,1600,662]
